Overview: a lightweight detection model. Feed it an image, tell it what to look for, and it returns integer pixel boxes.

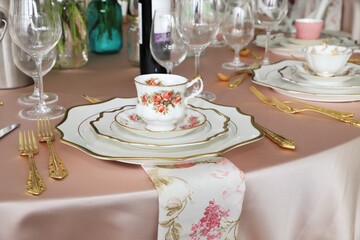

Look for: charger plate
[90,105,229,148]
[252,60,360,102]
[56,97,262,165]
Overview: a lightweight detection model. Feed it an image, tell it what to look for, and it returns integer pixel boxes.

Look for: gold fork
[271,96,360,127]
[249,86,354,118]
[19,130,46,196]
[37,117,68,179]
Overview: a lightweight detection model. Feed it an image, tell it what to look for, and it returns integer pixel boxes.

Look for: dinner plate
[56,97,262,165]
[114,107,207,139]
[90,105,229,148]
[278,65,360,88]
[252,60,360,102]
[253,33,359,58]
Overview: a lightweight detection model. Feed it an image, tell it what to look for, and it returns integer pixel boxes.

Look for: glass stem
[194,52,201,76]
[31,77,40,98]
[263,28,271,64]
[34,58,47,112]
[233,47,241,66]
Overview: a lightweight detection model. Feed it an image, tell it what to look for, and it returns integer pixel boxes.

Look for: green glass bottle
[87,0,123,54]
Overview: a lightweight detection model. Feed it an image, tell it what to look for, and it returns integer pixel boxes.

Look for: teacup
[304,45,353,77]
[295,18,323,40]
[134,74,203,131]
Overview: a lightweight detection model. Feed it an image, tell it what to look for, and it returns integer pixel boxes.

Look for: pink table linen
[1,37,360,239]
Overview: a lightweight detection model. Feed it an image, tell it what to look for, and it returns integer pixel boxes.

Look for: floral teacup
[134,74,203,131]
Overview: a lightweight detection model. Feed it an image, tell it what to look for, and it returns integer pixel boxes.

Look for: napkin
[142,157,245,240]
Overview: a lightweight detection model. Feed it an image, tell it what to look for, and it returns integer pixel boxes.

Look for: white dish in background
[56,98,262,165]
[253,33,359,58]
[252,60,360,102]
[279,65,360,89]
[293,63,360,86]
[90,105,229,148]
[114,106,207,139]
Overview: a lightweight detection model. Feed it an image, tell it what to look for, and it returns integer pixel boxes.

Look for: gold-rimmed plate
[114,107,208,139]
[56,97,262,165]
[90,105,229,149]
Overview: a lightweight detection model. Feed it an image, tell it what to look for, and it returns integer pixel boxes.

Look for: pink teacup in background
[295,18,324,40]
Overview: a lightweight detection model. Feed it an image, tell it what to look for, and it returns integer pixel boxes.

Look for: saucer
[90,105,230,148]
[293,63,360,86]
[279,65,360,89]
[114,107,206,139]
[286,37,324,46]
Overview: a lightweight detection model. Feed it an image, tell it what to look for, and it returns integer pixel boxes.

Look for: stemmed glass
[222,0,254,70]
[9,0,64,120]
[150,9,188,74]
[175,0,220,101]
[12,42,58,105]
[253,0,288,65]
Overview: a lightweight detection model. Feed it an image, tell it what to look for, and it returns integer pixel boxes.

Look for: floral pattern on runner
[142,157,246,240]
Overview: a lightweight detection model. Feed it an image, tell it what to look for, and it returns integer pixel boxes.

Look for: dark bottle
[87,0,123,54]
[138,0,170,74]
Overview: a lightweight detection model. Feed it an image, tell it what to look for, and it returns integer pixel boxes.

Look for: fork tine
[45,117,53,137]
[31,130,38,152]
[19,131,24,152]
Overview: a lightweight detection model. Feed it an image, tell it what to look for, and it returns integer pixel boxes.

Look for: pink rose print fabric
[142,157,246,240]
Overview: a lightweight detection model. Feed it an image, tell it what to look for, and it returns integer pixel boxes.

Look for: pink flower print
[141,94,149,104]
[157,104,166,113]
[153,94,163,105]
[146,78,162,86]
[172,95,182,105]
[161,91,173,101]
[190,200,230,240]
[129,113,140,122]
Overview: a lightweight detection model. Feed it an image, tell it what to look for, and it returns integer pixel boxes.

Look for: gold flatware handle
[27,153,46,195]
[47,140,68,179]
[228,73,246,88]
[256,123,296,150]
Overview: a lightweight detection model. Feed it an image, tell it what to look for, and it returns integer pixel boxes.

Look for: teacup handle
[184,75,204,104]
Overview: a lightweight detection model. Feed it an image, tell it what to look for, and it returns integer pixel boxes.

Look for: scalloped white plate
[56,98,262,165]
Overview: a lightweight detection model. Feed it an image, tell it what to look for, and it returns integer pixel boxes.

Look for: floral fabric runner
[142,157,246,240]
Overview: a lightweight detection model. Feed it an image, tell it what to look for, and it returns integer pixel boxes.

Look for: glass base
[19,105,66,120]
[222,61,249,70]
[18,92,58,105]
[198,91,216,102]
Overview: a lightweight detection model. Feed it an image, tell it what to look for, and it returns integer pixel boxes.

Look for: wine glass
[222,1,254,70]
[253,0,288,65]
[150,9,188,74]
[175,0,220,101]
[9,0,64,120]
[210,0,226,47]
[12,42,58,105]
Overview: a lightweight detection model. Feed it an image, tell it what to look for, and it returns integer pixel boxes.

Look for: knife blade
[0,123,20,139]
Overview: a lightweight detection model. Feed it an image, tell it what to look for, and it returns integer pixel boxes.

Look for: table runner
[142,157,246,240]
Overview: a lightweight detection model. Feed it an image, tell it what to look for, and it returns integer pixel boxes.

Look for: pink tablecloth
[0,38,360,239]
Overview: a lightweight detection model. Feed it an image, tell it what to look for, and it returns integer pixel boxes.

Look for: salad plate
[113,107,207,139]
[279,65,360,88]
[90,105,229,148]
[56,97,262,165]
[252,60,360,102]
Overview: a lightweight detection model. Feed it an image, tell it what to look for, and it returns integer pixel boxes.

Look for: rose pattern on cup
[140,90,183,115]
[134,74,204,131]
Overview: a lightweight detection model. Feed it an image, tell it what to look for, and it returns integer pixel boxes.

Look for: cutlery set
[16,118,68,196]
[250,86,360,127]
